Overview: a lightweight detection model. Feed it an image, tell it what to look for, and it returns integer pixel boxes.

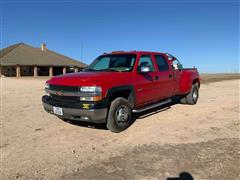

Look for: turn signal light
[92,95,103,101]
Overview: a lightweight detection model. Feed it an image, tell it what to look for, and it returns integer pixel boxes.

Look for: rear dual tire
[106,97,132,133]
[180,84,199,105]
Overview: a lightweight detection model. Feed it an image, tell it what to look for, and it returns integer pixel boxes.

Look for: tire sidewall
[107,98,132,132]
[192,85,199,104]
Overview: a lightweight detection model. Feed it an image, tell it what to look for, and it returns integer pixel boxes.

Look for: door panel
[134,55,160,106]
[135,72,159,106]
[154,55,175,99]
[156,71,174,99]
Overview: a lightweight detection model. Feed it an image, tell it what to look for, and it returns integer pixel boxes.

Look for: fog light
[82,116,89,120]
[80,97,92,101]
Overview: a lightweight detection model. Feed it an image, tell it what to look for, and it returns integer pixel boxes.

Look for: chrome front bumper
[42,102,107,123]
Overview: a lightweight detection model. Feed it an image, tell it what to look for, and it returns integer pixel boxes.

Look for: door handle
[155,76,159,80]
[169,74,173,79]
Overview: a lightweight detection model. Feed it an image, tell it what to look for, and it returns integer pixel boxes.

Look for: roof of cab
[103,50,165,55]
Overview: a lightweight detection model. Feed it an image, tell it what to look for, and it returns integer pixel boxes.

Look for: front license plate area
[53,106,63,116]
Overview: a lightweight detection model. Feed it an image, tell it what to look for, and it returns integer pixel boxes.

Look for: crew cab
[42,51,200,132]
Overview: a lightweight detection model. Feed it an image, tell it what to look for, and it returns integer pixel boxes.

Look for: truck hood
[47,72,131,87]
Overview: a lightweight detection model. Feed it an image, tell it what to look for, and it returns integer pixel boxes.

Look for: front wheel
[180,84,199,105]
[106,97,132,133]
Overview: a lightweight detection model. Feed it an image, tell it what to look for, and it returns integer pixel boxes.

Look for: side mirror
[140,65,151,73]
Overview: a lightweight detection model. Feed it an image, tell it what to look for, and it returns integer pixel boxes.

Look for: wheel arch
[193,78,200,88]
[106,85,135,108]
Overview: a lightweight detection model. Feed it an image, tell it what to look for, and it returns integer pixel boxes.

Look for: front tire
[180,84,199,105]
[106,97,132,133]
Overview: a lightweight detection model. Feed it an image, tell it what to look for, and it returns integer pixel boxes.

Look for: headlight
[80,86,102,101]
[45,83,50,89]
[80,86,102,93]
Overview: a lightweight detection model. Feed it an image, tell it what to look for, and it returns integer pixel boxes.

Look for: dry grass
[200,73,240,84]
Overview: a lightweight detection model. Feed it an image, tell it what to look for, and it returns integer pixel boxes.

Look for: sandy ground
[0,76,239,180]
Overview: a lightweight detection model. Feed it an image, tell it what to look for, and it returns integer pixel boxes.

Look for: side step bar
[132,99,172,113]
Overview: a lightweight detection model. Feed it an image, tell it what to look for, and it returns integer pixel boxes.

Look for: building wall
[1,66,84,77]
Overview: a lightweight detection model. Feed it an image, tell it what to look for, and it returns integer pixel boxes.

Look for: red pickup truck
[42,51,200,132]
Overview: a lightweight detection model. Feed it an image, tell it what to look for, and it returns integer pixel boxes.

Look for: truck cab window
[155,55,169,71]
[88,54,137,72]
[93,57,110,70]
[138,55,155,72]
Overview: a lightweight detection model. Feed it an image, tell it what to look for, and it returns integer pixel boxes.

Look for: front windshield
[86,54,136,72]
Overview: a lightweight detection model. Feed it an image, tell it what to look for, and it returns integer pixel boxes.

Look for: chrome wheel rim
[116,105,128,123]
[193,89,198,100]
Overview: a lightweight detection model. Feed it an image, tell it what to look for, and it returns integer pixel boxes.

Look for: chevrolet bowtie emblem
[56,91,64,96]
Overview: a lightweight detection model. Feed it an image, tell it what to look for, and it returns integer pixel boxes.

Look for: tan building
[0,42,86,77]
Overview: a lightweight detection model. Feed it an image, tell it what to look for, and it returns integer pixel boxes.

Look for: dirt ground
[1,74,239,180]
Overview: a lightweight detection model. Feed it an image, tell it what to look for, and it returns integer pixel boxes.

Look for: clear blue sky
[1,0,239,73]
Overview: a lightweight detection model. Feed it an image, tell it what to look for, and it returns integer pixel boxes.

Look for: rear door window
[155,55,169,71]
